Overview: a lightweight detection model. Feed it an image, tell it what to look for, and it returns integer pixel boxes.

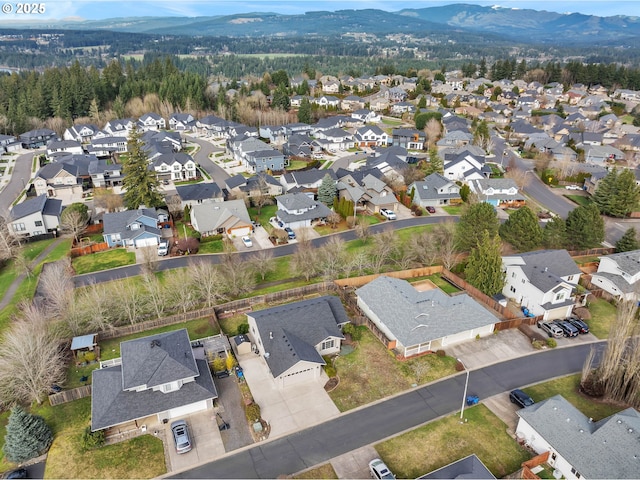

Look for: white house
[247,296,348,388]
[9,194,62,237]
[275,192,332,229]
[409,173,461,208]
[590,249,640,301]
[444,152,489,181]
[151,152,198,181]
[502,250,581,320]
[353,126,390,148]
[63,124,99,143]
[137,113,166,131]
[356,276,497,358]
[469,178,526,208]
[516,395,640,480]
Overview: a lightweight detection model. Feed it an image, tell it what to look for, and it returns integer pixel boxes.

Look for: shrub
[212,356,226,373]
[546,338,557,348]
[3,406,53,463]
[245,402,261,422]
[475,334,481,340]
[225,354,236,371]
[81,427,105,451]
[175,237,200,254]
[200,234,223,244]
[436,349,446,357]
[455,360,465,371]
[531,340,545,350]
[343,323,362,341]
[84,352,96,362]
[323,356,337,378]
[237,323,250,335]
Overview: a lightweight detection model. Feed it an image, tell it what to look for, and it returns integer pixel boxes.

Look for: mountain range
[6,3,640,45]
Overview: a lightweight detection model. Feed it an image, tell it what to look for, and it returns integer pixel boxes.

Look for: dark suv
[567,316,590,334]
[553,319,579,338]
[509,389,534,408]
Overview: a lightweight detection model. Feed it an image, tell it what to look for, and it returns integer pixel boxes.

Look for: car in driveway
[426,206,436,214]
[565,184,582,190]
[170,420,192,454]
[241,235,253,248]
[379,208,396,220]
[284,227,296,239]
[567,316,589,334]
[553,319,579,338]
[369,458,395,479]
[537,320,564,338]
[157,241,169,256]
[509,389,534,408]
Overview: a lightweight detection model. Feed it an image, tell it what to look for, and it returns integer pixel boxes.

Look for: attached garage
[278,364,321,388]
[164,399,210,420]
[134,236,160,248]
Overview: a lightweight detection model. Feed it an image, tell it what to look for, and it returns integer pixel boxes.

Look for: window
[570,467,581,478]
[510,286,516,293]
[34,220,43,227]
[511,272,516,278]
[555,292,565,302]
[161,380,181,393]
[12,223,25,232]
[321,339,335,350]
[521,279,525,283]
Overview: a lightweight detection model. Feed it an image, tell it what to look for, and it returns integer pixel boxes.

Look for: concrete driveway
[239,354,340,439]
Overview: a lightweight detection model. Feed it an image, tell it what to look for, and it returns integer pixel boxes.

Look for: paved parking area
[329,445,378,479]
[238,353,340,439]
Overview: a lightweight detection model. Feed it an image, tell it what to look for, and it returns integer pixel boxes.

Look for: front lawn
[314,220,350,235]
[375,404,530,479]
[564,194,591,207]
[248,204,278,232]
[329,326,457,411]
[198,238,225,253]
[442,205,464,215]
[586,297,616,339]
[72,248,136,275]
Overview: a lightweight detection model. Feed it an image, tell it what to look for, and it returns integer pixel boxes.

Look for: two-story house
[168,113,195,131]
[392,129,426,150]
[502,250,581,320]
[89,159,123,189]
[591,249,640,302]
[32,162,82,198]
[151,152,198,181]
[138,113,166,131]
[275,192,332,229]
[91,329,218,431]
[469,178,526,208]
[409,173,462,208]
[46,139,84,159]
[63,124,100,143]
[247,296,348,388]
[9,194,62,238]
[353,126,390,148]
[20,129,57,149]
[102,208,166,248]
[336,171,397,214]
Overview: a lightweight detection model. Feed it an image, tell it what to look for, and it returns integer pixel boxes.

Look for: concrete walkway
[0,236,67,310]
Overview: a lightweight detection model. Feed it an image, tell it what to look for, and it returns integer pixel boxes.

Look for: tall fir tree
[615,227,640,253]
[455,202,500,252]
[317,173,337,206]
[297,97,312,124]
[542,216,567,249]
[424,148,444,176]
[594,168,640,218]
[122,126,163,210]
[465,231,505,296]
[3,406,53,463]
[499,206,543,252]
[565,203,605,249]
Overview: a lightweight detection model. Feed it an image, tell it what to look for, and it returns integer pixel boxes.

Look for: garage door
[135,237,159,248]
[166,400,208,419]
[280,366,318,388]
[443,330,473,347]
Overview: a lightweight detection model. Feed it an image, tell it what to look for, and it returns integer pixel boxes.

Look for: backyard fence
[494,315,540,331]
[568,247,614,257]
[334,265,444,289]
[49,385,91,406]
[70,242,109,258]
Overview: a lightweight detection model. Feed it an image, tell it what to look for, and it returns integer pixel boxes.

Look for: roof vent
[629,428,634,433]
[264,352,270,358]
[544,267,548,272]
[269,332,273,340]
[579,429,584,433]
[618,420,622,424]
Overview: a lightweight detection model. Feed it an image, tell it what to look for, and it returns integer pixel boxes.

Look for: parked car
[553,319,579,338]
[509,389,534,408]
[284,227,296,239]
[3,469,27,479]
[170,420,192,454]
[241,236,253,248]
[565,184,582,190]
[380,208,396,220]
[537,320,564,338]
[567,316,590,334]
[157,241,169,256]
[369,458,395,480]
[426,206,436,214]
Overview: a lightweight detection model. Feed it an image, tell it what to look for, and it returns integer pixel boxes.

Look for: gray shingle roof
[419,454,495,479]
[517,395,640,479]
[248,296,346,377]
[356,276,498,347]
[102,208,158,235]
[191,199,251,233]
[505,250,581,293]
[600,249,640,277]
[411,173,461,202]
[176,183,222,202]
[10,195,62,220]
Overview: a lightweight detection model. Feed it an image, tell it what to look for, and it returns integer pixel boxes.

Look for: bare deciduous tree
[0,215,20,263]
[410,231,439,267]
[433,221,460,270]
[166,194,183,219]
[60,210,88,244]
[424,118,442,149]
[354,217,371,244]
[250,176,274,215]
[370,230,398,273]
[327,211,342,229]
[505,167,530,190]
[93,188,124,213]
[290,234,319,281]
[77,281,117,332]
[248,249,275,281]
[111,280,149,325]
[142,272,167,319]
[348,251,372,277]
[191,260,227,308]
[139,246,158,276]
[0,303,66,406]
[318,236,347,280]
[219,253,256,298]
[164,268,199,314]
[38,258,74,318]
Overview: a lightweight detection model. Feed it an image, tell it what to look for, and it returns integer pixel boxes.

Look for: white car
[380,208,397,220]
[157,241,169,256]
[565,185,582,190]
[241,236,253,248]
[369,458,395,479]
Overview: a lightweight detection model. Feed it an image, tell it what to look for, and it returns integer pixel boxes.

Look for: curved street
[0,150,35,216]
[171,341,605,479]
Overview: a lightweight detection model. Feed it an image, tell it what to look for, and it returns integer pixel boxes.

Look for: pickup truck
[537,320,564,338]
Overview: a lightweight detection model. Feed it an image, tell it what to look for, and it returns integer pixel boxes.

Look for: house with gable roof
[20,129,57,149]
[138,113,166,131]
[174,183,224,209]
[190,199,252,238]
[9,194,62,237]
[469,178,526,208]
[590,249,640,302]
[151,152,197,181]
[32,162,82,198]
[502,250,581,320]
[91,328,218,431]
[408,173,461,208]
[354,126,390,148]
[516,395,640,480]
[247,296,348,388]
[443,151,490,181]
[337,171,397,214]
[356,276,497,358]
[63,124,99,143]
[280,168,337,194]
[275,192,332,229]
[169,113,195,131]
[102,208,166,248]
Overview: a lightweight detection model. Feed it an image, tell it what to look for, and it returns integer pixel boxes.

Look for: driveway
[238,354,340,439]
[214,375,254,452]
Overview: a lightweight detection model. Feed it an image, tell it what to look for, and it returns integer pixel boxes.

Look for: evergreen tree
[3,406,53,463]
[542,216,567,249]
[424,148,444,175]
[271,85,290,111]
[615,227,640,253]
[565,203,605,249]
[465,231,505,296]
[459,183,471,203]
[594,168,640,218]
[455,202,500,252]
[499,206,542,252]
[122,126,163,210]
[478,57,487,78]
[317,174,337,206]
[297,97,312,124]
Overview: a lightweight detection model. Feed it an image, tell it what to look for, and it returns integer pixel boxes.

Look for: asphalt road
[73,216,452,287]
[185,135,230,189]
[0,150,35,215]
[171,341,605,479]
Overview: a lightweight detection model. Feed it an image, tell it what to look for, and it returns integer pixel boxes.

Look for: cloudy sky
[2,0,638,21]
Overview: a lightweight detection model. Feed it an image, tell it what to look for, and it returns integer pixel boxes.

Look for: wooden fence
[334,265,444,289]
[70,242,109,258]
[568,247,614,257]
[49,385,91,406]
[494,315,540,331]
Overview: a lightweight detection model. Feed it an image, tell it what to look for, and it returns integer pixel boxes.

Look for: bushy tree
[499,206,542,252]
[297,97,312,124]
[60,202,89,243]
[455,202,500,252]
[317,174,337,206]
[593,168,640,218]
[542,216,567,249]
[271,85,290,111]
[424,148,443,176]
[3,406,53,463]
[615,227,640,253]
[122,126,163,210]
[565,203,605,249]
[465,231,505,296]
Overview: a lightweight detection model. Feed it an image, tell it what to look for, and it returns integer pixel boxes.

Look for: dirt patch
[324,376,339,392]
[412,279,438,292]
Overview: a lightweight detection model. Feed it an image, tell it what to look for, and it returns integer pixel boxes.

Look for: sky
[2,0,639,21]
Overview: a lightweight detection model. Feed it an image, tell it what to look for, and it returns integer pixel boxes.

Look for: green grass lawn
[424,274,461,294]
[21,238,57,261]
[72,248,136,275]
[375,404,530,479]
[287,160,310,171]
[523,374,624,421]
[329,326,457,411]
[585,297,616,339]
[381,118,403,126]
[198,239,225,254]
[175,219,200,239]
[314,220,350,235]
[564,194,591,206]
[248,204,278,233]
[442,205,464,215]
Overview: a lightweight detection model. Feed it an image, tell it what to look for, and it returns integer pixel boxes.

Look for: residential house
[354,126,390,148]
[151,152,198,181]
[32,162,82,198]
[391,102,416,115]
[63,124,99,143]
[46,139,84,159]
[283,134,321,159]
[313,128,355,152]
[516,395,640,480]
[103,119,135,136]
[420,455,495,480]
[247,296,348,388]
[88,159,123,188]
[408,173,461,208]
[337,171,397,214]
[19,129,57,149]
[88,136,128,157]
[501,250,581,320]
[312,95,340,109]
[0,134,17,153]
[91,329,218,431]
[280,168,336,194]
[436,130,474,148]
[583,145,625,165]
[175,183,224,209]
[9,194,62,237]
[366,146,409,183]
[469,178,526,208]
[351,109,381,124]
[443,152,490,181]
[392,129,425,150]
[229,137,286,173]
[169,113,195,131]
[591,249,640,301]
[190,199,252,238]
[275,192,332,229]
[341,95,366,111]
[102,208,166,248]
[197,115,230,138]
[225,173,283,198]
[137,113,166,131]
[356,276,497,358]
